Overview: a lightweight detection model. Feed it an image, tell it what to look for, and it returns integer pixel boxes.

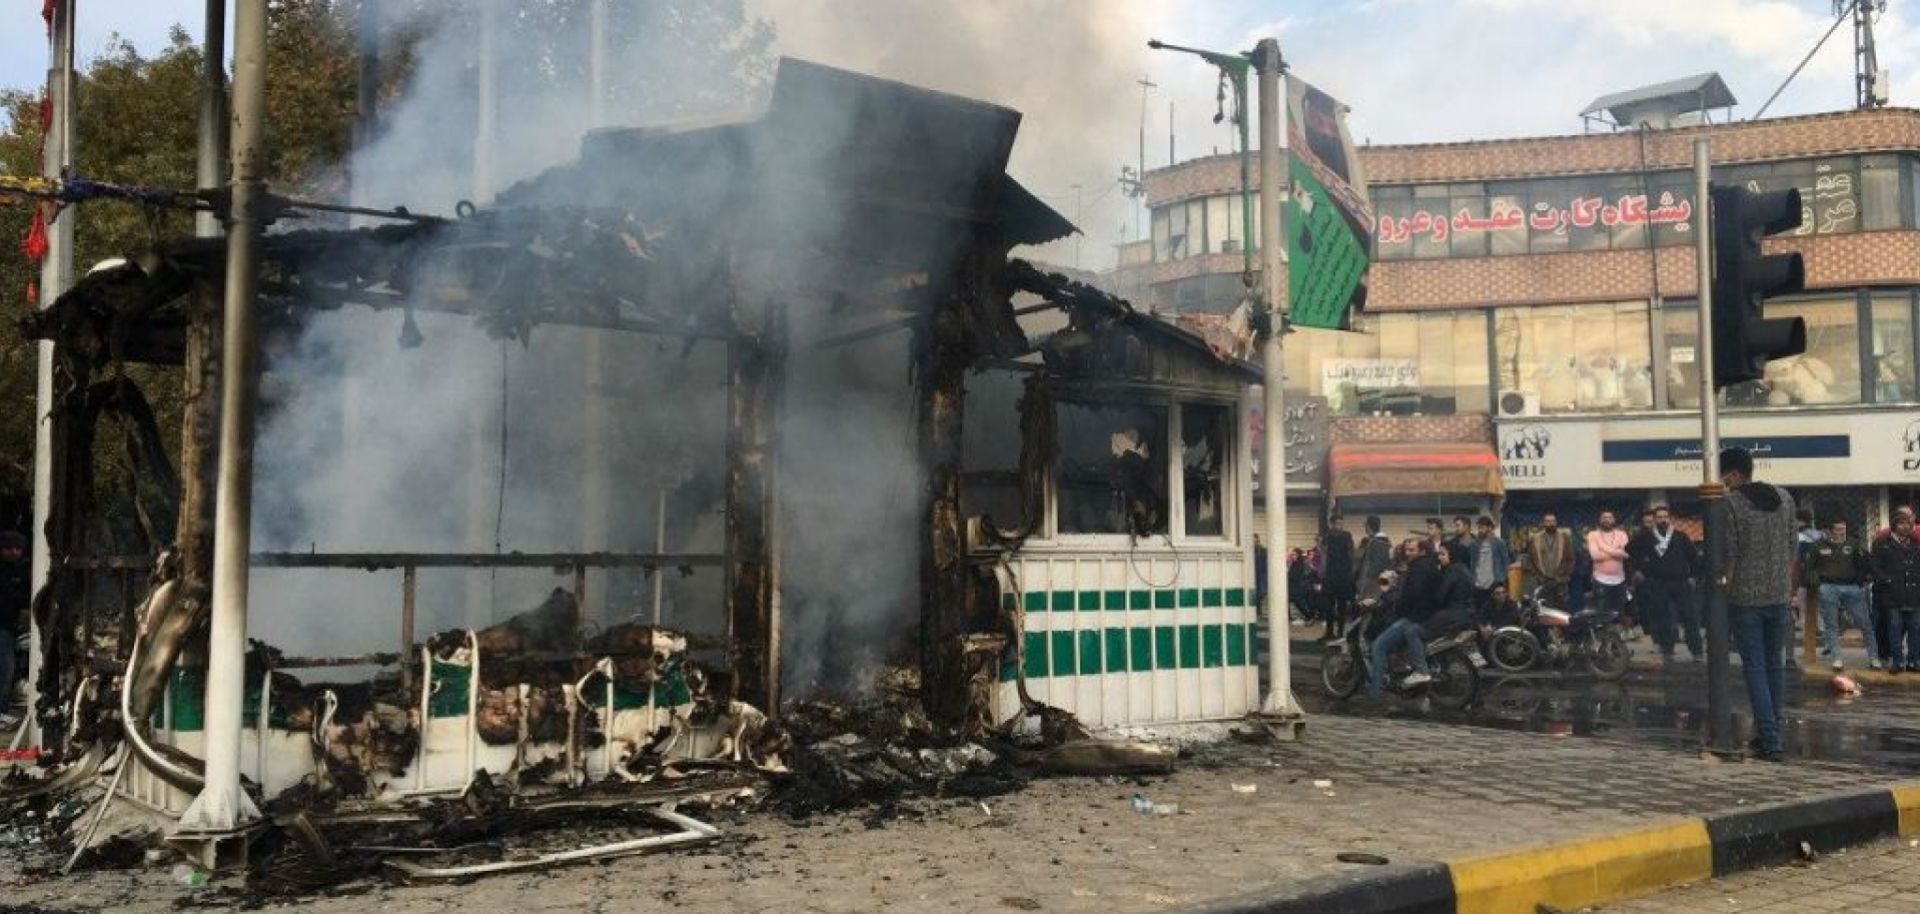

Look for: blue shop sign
[1601,435,1851,463]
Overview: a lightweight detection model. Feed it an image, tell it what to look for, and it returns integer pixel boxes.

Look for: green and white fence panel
[996,548,1256,728]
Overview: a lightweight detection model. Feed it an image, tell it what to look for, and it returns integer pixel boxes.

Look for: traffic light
[1709,184,1807,390]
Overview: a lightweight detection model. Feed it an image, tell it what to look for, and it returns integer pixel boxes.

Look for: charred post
[176,279,221,587]
[917,260,977,734]
[725,297,784,713]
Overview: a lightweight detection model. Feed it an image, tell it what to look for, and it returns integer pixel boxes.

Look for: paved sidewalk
[1,713,1910,913]
[1597,836,1920,913]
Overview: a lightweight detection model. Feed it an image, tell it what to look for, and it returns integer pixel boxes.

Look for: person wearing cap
[0,530,27,730]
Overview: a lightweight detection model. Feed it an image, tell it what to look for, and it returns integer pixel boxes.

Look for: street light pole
[1693,137,1738,759]
[178,0,268,847]
[1252,38,1301,726]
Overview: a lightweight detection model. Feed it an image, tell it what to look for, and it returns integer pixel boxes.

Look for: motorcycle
[1320,597,1481,710]
[1485,588,1631,680]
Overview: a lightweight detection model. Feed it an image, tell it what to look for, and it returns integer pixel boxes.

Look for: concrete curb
[1174,781,1920,914]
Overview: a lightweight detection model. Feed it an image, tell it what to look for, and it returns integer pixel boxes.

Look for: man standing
[1873,506,1914,668]
[1320,515,1357,640]
[0,531,27,730]
[1523,513,1574,608]
[1871,512,1920,673]
[1630,505,1701,664]
[1450,515,1473,559]
[1468,516,1510,610]
[1807,519,1876,671]
[1425,518,1447,558]
[1354,515,1394,602]
[1585,510,1630,615]
[1712,447,1796,762]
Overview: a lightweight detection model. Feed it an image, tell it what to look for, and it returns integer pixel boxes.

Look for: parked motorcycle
[1485,588,1630,680]
[1320,598,1481,709]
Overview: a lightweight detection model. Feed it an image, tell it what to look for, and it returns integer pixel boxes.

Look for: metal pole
[179,0,267,838]
[651,487,667,625]
[1693,137,1737,758]
[28,0,77,752]
[579,0,612,625]
[196,0,227,239]
[1254,38,1299,727]
[463,1,499,628]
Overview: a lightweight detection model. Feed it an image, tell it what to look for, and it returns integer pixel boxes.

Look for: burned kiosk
[967,268,1263,731]
[17,59,1259,854]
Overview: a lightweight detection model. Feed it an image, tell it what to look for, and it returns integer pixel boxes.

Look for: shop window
[1450,195,1489,257]
[1151,207,1170,262]
[960,369,1027,529]
[1055,402,1168,537]
[1723,298,1861,407]
[1663,304,1701,410]
[1372,311,1489,414]
[1495,302,1652,413]
[1167,203,1191,260]
[1861,155,1903,231]
[1871,293,1915,403]
[1206,196,1234,254]
[1181,404,1229,538]
[1375,197,1413,261]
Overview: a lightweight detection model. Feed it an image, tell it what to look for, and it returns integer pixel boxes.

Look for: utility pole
[1135,76,1155,236]
[196,0,227,239]
[1148,35,1303,735]
[178,0,268,854]
[1168,100,1176,167]
[1072,183,1083,268]
[1846,0,1889,109]
[26,0,77,754]
[1251,38,1300,728]
[1693,138,1737,759]
[580,0,613,624]
[465,1,500,628]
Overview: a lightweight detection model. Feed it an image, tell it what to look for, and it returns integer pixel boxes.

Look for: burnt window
[1056,402,1168,537]
[1182,404,1229,537]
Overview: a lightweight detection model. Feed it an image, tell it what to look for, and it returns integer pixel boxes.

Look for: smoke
[247,0,1184,697]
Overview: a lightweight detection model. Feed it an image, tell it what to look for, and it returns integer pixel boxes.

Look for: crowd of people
[1260,445,1920,761]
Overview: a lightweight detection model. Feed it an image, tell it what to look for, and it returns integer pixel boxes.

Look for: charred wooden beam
[724,297,784,714]
[917,258,976,734]
[176,280,221,587]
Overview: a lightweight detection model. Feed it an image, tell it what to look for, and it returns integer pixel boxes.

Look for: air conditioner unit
[1497,390,1541,418]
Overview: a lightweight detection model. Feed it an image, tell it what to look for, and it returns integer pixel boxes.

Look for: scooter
[1485,588,1630,680]
[1320,598,1481,710]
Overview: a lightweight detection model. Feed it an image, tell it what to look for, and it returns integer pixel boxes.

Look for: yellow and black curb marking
[1184,782,1920,914]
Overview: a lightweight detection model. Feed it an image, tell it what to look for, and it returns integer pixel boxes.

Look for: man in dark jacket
[1870,511,1920,673]
[1806,518,1876,671]
[1629,505,1701,664]
[1320,515,1357,641]
[1354,516,1394,601]
[1424,544,1479,639]
[1368,540,1442,696]
[0,531,27,727]
[1712,447,1797,761]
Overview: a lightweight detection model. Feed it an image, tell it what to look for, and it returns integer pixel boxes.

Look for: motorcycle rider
[1369,539,1442,696]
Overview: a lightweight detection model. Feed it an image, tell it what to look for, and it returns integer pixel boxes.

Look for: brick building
[1103,105,1920,550]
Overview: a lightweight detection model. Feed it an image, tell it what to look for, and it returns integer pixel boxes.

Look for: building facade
[1103,107,1920,545]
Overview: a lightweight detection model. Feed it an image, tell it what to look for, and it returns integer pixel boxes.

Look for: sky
[2,0,1913,268]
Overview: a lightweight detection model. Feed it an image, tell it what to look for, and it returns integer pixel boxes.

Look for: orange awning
[1328,442,1505,501]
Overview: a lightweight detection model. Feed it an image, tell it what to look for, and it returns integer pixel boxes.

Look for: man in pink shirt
[1586,510,1630,616]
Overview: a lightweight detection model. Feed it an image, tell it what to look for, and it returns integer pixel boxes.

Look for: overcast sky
[3,1,1912,267]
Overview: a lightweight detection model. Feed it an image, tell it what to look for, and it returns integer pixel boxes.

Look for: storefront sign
[1249,395,1331,491]
[1377,191,1693,246]
[1497,411,1920,490]
[1321,358,1419,391]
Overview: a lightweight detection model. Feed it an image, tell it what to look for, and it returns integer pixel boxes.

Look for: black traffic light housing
[1709,184,1807,389]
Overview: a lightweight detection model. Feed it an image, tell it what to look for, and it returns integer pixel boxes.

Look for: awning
[1328,442,1505,501]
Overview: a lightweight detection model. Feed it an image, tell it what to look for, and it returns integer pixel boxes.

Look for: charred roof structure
[13,59,1254,869]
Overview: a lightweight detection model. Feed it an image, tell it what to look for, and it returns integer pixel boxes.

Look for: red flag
[22,207,49,262]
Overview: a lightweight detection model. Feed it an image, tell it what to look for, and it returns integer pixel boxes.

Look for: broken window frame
[1039,387,1239,550]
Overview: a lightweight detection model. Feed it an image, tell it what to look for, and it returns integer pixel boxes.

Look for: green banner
[1285,77,1373,330]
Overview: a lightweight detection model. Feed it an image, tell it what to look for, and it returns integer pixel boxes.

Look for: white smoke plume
[247,0,1196,696]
